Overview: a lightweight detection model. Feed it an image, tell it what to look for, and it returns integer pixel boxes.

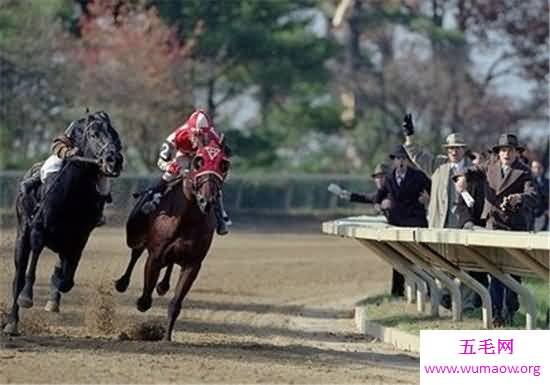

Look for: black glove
[402,113,414,137]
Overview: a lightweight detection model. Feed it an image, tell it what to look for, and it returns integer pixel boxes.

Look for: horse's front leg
[3,226,31,335]
[115,247,145,292]
[45,261,62,313]
[164,262,202,341]
[44,251,82,313]
[136,252,161,312]
[156,263,174,296]
[58,251,83,293]
[17,227,45,309]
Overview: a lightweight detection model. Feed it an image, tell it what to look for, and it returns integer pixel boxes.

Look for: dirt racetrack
[0,227,419,384]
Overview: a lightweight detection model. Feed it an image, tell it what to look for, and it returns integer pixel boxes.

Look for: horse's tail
[126,194,151,249]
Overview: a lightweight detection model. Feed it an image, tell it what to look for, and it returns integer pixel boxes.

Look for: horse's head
[189,141,230,214]
[81,111,124,177]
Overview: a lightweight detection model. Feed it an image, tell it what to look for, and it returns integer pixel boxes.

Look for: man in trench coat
[401,115,487,311]
[455,133,537,325]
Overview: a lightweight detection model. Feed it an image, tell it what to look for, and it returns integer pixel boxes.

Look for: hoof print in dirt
[119,321,165,341]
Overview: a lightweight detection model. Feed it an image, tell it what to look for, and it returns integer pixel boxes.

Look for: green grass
[363,279,549,335]
[518,278,549,326]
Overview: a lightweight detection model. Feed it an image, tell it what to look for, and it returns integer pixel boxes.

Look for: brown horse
[115,141,230,341]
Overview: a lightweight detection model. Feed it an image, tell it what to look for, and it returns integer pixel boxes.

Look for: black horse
[3,112,124,335]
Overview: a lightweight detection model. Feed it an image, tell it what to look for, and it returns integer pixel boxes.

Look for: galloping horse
[115,140,230,341]
[3,113,124,335]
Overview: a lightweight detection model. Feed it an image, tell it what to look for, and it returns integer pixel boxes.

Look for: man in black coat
[531,160,549,231]
[347,163,391,218]
[344,145,431,227]
[452,167,486,229]
[330,145,431,296]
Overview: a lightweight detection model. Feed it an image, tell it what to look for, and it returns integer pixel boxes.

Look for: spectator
[468,151,489,166]
[402,117,470,228]
[456,133,537,326]
[531,160,549,231]
[517,146,530,166]
[402,114,487,312]
[348,163,391,217]
[452,167,486,229]
[330,146,431,297]
[343,145,431,227]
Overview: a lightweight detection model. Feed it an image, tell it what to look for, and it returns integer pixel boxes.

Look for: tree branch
[214,85,239,108]
[482,51,516,90]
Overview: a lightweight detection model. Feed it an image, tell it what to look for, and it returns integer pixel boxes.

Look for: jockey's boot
[20,173,41,195]
[223,209,232,226]
[141,178,168,214]
[214,196,230,235]
[215,208,228,235]
[218,191,232,225]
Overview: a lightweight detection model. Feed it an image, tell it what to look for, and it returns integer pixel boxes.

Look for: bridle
[82,118,121,176]
[190,171,223,199]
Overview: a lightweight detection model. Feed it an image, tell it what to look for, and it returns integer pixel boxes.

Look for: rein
[165,172,221,202]
[191,172,222,196]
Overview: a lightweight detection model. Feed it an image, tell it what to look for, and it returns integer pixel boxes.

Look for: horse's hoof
[17,295,33,309]
[3,322,19,336]
[136,296,152,312]
[58,280,74,293]
[115,277,129,293]
[156,282,169,296]
[44,300,60,313]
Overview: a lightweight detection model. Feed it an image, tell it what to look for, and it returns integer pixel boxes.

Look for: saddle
[132,176,183,199]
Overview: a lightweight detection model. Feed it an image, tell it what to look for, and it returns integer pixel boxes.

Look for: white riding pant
[40,155,63,182]
[40,155,111,197]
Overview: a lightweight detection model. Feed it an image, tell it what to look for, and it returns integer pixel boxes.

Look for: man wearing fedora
[330,146,431,297]
[530,159,549,231]
[402,114,472,228]
[457,134,537,231]
[328,163,390,207]
[455,133,537,325]
[402,114,488,312]
[347,163,390,208]
[335,145,431,227]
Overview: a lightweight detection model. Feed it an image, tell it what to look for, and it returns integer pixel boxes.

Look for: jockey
[140,109,231,235]
[20,112,114,225]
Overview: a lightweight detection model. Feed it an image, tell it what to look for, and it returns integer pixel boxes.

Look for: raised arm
[401,114,446,176]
